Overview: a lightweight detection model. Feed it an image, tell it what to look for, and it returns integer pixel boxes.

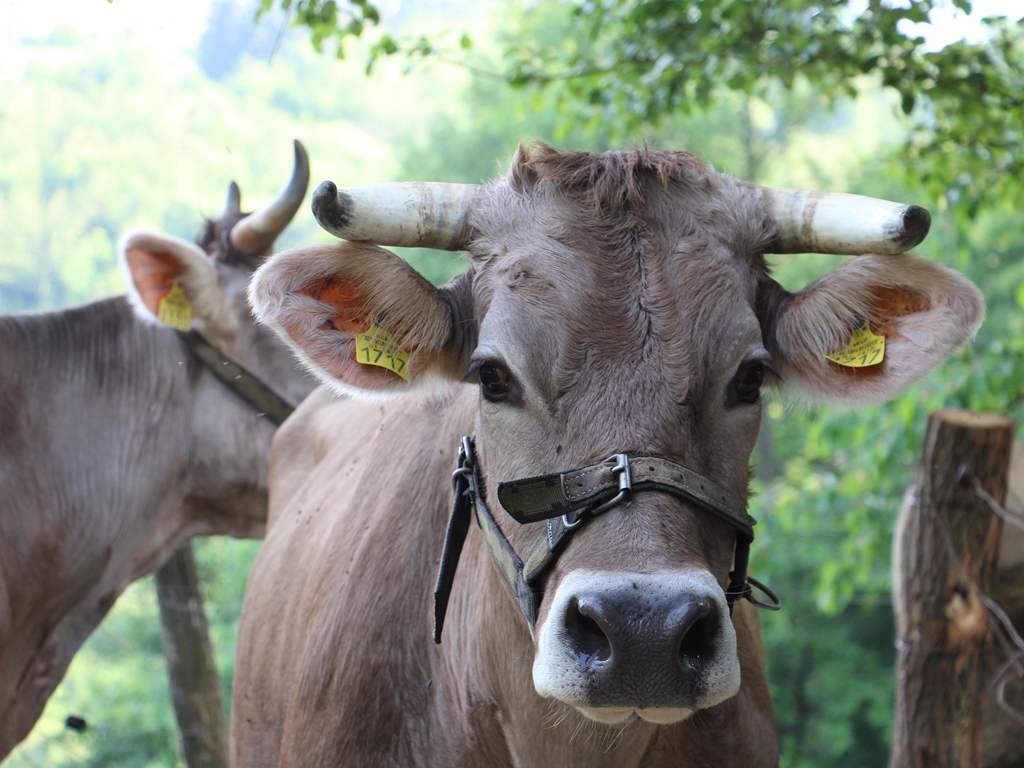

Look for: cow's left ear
[762,253,984,404]
[120,229,238,342]
[249,241,473,400]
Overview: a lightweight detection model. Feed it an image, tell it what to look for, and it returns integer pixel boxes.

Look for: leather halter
[433,437,780,643]
[176,330,296,427]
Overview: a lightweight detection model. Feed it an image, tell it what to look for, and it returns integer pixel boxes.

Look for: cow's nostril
[672,599,716,669]
[565,597,612,670]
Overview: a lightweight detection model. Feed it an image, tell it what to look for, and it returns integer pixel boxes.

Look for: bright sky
[901,0,1024,49]
[3,0,217,47]
[3,0,1023,50]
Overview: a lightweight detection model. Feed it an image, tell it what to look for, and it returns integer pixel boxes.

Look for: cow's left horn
[311,180,478,251]
[759,187,931,255]
[229,140,311,256]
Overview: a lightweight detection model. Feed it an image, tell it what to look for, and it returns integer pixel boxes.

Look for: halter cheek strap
[432,437,780,644]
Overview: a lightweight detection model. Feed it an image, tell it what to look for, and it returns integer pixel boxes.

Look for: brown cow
[0,141,317,757]
[232,144,983,767]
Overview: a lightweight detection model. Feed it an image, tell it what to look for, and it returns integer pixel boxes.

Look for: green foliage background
[3,1,1022,766]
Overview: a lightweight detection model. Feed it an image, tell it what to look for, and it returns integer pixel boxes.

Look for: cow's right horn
[230,139,311,256]
[759,187,931,256]
[311,180,478,251]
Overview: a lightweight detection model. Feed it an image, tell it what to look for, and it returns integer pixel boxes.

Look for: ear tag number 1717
[355,324,410,380]
[826,320,886,368]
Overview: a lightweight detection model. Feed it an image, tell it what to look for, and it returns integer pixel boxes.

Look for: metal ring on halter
[561,510,585,530]
[745,576,782,611]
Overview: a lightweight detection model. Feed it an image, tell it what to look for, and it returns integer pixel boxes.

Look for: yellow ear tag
[354,323,410,381]
[157,282,193,331]
[826,320,886,368]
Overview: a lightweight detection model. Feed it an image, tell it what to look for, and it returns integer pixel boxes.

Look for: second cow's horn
[230,139,311,256]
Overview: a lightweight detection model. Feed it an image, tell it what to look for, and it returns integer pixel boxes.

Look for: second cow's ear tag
[157,282,193,331]
[826,320,886,368]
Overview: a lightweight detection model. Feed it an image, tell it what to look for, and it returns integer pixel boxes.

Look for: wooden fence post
[890,409,1015,768]
[154,543,229,768]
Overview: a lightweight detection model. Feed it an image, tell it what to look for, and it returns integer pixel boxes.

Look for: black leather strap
[177,330,296,427]
[497,454,755,538]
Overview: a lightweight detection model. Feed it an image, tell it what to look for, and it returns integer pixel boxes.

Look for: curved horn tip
[292,139,310,179]
[899,205,931,251]
[311,180,354,233]
[222,181,242,217]
[228,141,311,255]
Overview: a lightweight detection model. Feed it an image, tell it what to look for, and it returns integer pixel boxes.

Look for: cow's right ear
[120,229,238,342]
[249,241,473,400]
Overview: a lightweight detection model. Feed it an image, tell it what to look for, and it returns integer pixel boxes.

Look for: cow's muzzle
[534,570,740,720]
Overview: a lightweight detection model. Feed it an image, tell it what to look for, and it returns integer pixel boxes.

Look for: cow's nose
[533,571,740,713]
[565,590,716,676]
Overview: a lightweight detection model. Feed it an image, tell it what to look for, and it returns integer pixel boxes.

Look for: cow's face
[249,145,982,725]
[461,160,774,720]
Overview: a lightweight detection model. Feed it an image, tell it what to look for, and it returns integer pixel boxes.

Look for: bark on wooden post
[155,543,229,768]
[890,409,1015,768]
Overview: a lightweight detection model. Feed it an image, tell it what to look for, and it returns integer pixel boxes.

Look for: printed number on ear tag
[826,321,886,368]
[355,324,410,380]
[157,282,193,331]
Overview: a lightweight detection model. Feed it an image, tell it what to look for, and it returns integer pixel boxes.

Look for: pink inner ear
[868,285,931,338]
[306,278,371,335]
[286,276,414,390]
[125,248,185,315]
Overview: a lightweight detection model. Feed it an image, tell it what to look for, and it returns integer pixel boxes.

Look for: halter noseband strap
[432,437,780,644]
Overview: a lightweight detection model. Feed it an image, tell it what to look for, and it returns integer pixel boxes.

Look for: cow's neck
[178,342,278,540]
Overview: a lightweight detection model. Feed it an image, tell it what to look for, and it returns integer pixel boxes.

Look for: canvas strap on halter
[176,330,296,427]
[433,436,780,644]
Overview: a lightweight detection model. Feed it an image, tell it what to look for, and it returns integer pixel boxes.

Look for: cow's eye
[734,361,765,404]
[478,363,511,400]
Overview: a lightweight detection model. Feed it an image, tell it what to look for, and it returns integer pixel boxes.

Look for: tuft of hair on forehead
[508,141,717,212]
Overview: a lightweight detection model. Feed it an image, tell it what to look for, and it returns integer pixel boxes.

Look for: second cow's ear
[120,229,238,342]
[249,241,473,399]
[763,253,984,405]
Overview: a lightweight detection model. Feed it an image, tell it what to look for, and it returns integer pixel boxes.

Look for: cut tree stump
[890,409,1015,768]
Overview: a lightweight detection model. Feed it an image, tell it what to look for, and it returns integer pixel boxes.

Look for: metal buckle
[561,453,632,528]
[591,453,632,516]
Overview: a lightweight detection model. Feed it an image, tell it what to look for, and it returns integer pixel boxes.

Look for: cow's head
[119,140,314,407]
[250,143,982,724]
